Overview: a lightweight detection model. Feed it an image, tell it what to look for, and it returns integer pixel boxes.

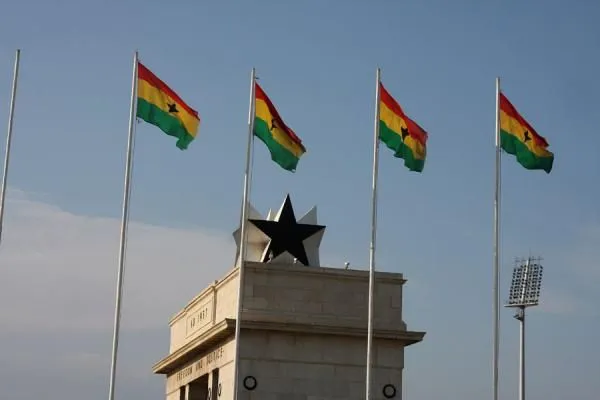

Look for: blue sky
[0,0,599,399]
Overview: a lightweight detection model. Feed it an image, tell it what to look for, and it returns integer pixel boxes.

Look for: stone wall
[242,262,406,331]
[238,330,403,400]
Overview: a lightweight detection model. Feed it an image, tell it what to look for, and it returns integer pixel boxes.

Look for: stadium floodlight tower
[505,256,544,400]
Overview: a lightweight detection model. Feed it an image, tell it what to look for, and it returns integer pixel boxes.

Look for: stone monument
[153,195,425,400]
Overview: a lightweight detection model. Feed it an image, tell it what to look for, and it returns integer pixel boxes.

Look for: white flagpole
[366,67,381,400]
[493,76,501,400]
[107,50,138,400]
[233,67,256,400]
[0,49,21,246]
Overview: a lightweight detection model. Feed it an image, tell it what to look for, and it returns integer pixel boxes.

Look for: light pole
[505,256,544,400]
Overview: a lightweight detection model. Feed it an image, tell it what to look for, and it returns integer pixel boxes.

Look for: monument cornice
[245,261,407,284]
[153,318,235,374]
[154,316,424,375]
[240,318,425,345]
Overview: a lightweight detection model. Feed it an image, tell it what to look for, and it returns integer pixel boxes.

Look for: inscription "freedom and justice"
[175,346,225,382]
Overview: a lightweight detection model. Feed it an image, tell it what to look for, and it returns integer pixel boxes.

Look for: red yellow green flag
[254,83,306,171]
[378,83,428,172]
[136,62,200,150]
[499,93,553,173]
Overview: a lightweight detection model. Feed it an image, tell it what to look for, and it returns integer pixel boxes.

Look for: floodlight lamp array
[505,257,543,307]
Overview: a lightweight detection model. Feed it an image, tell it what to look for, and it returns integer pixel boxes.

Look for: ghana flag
[499,93,553,173]
[254,83,306,172]
[379,83,428,172]
[136,62,200,150]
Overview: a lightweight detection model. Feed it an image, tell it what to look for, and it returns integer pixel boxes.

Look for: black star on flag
[523,130,531,142]
[401,127,410,140]
[249,195,325,266]
[168,103,178,113]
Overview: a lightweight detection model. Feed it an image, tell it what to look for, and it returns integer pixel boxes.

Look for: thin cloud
[0,188,235,334]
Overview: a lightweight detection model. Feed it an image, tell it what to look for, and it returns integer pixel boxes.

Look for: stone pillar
[208,368,220,400]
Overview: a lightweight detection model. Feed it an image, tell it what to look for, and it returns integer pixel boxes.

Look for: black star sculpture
[249,195,325,266]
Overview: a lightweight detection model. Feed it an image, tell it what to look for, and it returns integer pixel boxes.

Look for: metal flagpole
[493,76,501,400]
[366,67,381,400]
[233,67,256,400]
[0,49,21,246]
[107,50,138,400]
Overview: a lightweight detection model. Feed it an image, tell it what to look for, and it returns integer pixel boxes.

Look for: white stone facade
[153,262,424,400]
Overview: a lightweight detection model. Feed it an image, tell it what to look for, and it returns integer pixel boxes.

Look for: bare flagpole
[493,76,501,400]
[366,67,381,400]
[233,67,256,400]
[0,49,21,246]
[107,50,138,400]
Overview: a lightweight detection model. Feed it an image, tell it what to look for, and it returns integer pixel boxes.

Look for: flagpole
[107,50,138,400]
[233,67,256,400]
[493,76,501,400]
[366,67,381,400]
[0,49,21,247]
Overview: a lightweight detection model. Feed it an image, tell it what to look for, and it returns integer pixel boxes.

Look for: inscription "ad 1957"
[186,300,213,336]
